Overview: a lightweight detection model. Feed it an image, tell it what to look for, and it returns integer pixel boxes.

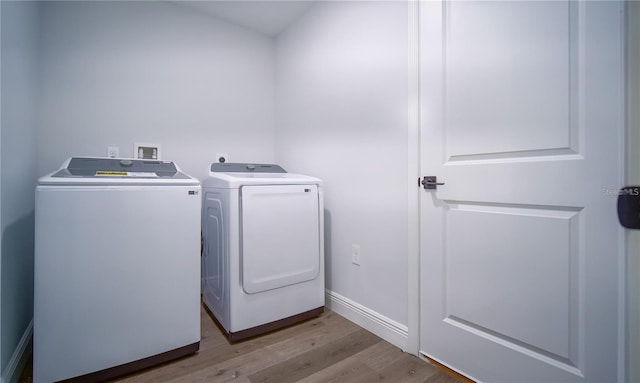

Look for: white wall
[38,1,277,180]
[275,1,409,333]
[0,1,39,381]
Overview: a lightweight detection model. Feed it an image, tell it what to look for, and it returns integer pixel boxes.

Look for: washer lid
[38,157,200,186]
[204,163,321,188]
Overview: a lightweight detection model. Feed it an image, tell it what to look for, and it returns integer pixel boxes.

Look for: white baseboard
[1,319,33,383]
[325,290,408,351]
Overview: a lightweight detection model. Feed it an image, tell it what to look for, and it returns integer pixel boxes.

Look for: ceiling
[174,1,316,37]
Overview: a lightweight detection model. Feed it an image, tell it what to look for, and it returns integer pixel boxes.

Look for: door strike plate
[618,186,640,229]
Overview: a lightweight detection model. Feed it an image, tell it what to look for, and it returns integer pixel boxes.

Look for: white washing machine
[34,157,201,383]
[202,163,324,341]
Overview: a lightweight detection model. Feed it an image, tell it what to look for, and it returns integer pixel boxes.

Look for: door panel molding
[442,316,583,376]
[442,203,581,366]
[441,1,582,161]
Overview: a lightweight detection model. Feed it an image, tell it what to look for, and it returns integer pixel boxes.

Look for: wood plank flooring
[20,305,468,382]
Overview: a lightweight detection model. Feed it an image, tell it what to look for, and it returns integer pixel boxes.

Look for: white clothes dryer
[34,157,201,383]
[201,163,324,341]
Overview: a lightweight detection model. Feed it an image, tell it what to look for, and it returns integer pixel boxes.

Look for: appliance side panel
[202,191,227,328]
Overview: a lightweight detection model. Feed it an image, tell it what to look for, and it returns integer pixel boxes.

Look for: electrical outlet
[351,244,361,266]
[216,153,229,163]
[107,146,119,158]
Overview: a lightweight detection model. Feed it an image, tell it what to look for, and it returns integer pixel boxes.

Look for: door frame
[406,0,421,356]
[625,2,640,382]
[405,1,636,381]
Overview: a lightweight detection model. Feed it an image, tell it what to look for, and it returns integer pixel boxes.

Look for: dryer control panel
[210,163,286,173]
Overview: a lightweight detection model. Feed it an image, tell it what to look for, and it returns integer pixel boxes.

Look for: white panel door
[419,1,625,382]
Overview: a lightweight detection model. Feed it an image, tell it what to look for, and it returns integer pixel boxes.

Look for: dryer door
[240,184,320,294]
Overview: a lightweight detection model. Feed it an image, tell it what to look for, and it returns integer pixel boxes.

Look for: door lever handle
[420,176,445,190]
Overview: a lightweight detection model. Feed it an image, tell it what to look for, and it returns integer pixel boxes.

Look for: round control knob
[120,160,133,167]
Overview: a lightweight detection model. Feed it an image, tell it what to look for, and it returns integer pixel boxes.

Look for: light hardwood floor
[20,305,468,382]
